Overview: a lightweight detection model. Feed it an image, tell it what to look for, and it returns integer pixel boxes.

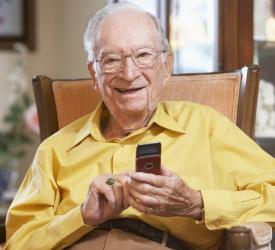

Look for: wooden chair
[1,66,273,249]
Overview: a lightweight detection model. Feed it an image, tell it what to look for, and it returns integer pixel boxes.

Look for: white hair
[83,2,169,62]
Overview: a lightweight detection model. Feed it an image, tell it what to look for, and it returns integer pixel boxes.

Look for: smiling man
[4,2,275,250]
[88,7,172,139]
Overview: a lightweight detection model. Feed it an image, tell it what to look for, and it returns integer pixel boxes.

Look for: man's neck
[102,110,153,139]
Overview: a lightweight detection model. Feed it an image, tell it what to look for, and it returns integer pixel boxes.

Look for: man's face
[88,10,172,118]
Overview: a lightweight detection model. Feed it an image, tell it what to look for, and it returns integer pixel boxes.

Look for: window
[169,0,219,73]
[112,0,219,74]
[254,0,275,138]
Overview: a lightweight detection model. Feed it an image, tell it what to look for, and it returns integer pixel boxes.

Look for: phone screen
[136,142,161,175]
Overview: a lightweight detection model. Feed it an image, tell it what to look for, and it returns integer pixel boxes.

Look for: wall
[29,0,107,78]
[26,0,107,79]
[0,0,107,97]
[0,0,107,181]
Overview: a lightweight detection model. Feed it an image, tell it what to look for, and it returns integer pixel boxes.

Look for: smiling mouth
[115,87,145,93]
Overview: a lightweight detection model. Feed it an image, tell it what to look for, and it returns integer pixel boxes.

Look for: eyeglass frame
[93,47,167,74]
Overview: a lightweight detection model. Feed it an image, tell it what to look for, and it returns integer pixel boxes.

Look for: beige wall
[0,0,107,115]
[0,0,107,87]
[0,0,107,181]
[26,0,107,79]
[30,0,107,78]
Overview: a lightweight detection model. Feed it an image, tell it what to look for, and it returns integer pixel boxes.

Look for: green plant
[0,92,32,168]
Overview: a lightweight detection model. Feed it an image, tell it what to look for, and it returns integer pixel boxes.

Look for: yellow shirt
[5,101,275,250]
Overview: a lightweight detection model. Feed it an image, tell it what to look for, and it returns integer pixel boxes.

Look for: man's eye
[136,52,151,58]
[103,57,120,65]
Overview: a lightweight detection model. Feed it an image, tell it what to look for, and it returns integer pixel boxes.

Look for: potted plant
[0,43,38,203]
[0,91,33,202]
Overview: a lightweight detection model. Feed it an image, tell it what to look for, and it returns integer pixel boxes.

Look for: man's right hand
[81,173,130,226]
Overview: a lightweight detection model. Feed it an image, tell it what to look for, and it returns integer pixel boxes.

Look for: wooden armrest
[224,222,272,250]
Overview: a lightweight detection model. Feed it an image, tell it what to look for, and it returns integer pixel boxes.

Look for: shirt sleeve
[4,146,93,250]
[201,114,275,230]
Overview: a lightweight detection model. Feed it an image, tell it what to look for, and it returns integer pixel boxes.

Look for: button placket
[112,144,135,174]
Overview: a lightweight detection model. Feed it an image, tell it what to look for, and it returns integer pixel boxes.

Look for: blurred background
[0,0,105,215]
[0,0,274,212]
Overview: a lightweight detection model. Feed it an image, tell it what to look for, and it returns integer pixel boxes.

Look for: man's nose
[119,57,140,81]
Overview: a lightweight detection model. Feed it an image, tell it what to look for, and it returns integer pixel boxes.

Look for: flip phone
[135,142,161,175]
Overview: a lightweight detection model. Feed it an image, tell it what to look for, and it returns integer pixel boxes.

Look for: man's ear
[163,51,173,83]
[87,62,98,91]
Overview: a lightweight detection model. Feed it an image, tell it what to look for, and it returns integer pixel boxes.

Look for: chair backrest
[32,65,260,142]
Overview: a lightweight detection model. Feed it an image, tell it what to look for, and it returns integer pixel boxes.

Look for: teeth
[117,87,143,93]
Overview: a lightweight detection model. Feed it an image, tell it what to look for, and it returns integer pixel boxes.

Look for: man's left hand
[127,167,204,220]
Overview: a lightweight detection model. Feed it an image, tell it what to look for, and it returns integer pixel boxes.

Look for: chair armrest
[224,222,272,250]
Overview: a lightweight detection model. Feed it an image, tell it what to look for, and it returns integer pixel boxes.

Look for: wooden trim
[166,0,171,43]
[238,0,253,67]
[24,0,35,50]
[0,0,35,50]
[219,0,253,70]
[218,0,224,70]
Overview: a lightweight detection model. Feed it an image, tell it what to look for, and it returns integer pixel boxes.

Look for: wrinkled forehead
[94,10,161,54]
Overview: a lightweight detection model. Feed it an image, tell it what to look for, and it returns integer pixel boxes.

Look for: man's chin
[113,103,148,115]
[120,105,147,114]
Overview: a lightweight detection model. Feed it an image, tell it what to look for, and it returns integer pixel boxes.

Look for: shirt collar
[67,102,105,151]
[68,101,185,151]
[150,102,186,134]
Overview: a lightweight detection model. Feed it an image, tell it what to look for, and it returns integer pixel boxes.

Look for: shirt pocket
[232,190,261,203]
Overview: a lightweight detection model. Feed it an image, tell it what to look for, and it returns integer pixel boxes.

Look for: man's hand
[127,167,204,220]
[81,173,130,226]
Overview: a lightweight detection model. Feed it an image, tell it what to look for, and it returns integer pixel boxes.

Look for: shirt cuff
[53,204,94,248]
[200,189,236,230]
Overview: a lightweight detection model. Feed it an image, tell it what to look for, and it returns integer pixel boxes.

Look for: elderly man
[4,2,275,250]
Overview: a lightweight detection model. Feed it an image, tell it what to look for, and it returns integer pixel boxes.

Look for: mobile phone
[136,142,161,175]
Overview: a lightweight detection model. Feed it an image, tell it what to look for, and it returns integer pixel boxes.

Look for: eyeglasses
[95,48,166,74]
